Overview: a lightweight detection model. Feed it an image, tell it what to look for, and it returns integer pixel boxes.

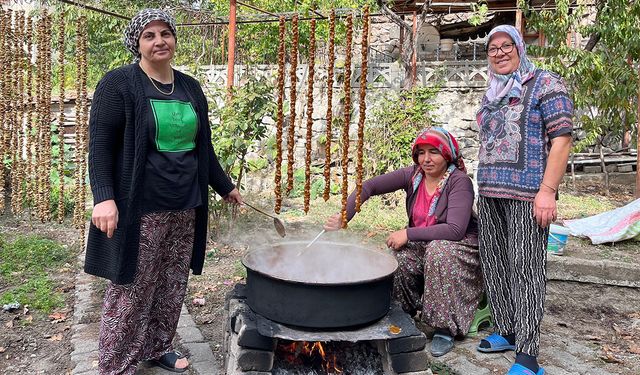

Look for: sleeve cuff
[216,179,235,197]
[92,186,114,205]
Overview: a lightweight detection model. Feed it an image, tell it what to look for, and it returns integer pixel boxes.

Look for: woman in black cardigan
[86,9,241,374]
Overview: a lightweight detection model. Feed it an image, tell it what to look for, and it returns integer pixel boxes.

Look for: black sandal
[151,351,189,373]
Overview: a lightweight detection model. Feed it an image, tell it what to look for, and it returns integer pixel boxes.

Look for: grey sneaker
[431,333,454,357]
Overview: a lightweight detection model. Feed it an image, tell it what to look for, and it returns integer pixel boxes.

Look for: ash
[272,341,384,375]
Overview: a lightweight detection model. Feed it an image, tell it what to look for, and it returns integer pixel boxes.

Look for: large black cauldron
[242,241,398,329]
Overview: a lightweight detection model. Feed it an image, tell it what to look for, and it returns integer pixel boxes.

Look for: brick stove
[223,284,430,375]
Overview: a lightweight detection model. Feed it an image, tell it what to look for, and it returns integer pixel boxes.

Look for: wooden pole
[227,0,237,94]
[515,9,523,36]
[399,15,404,56]
[412,11,417,86]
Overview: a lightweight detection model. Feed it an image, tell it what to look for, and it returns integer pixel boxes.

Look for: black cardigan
[85,64,234,284]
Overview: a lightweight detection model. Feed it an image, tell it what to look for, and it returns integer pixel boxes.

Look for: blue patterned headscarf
[482,25,536,111]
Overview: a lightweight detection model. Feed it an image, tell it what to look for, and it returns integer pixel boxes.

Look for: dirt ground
[0,181,639,375]
[0,217,83,375]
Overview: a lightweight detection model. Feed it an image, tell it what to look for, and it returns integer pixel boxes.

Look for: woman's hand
[534,187,556,228]
[323,213,343,231]
[92,200,119,238]
[386,229,408,250]
[223,188,242,204]
[534,134,571,228]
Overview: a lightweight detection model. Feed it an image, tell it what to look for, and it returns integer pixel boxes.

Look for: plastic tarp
[563,198,640,244]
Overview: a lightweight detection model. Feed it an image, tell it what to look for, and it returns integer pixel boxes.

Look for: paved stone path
[70,252,222,375]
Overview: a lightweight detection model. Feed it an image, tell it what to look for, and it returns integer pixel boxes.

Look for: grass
[280,191,408,235]
[557,193,619,220]
[233,260,247,279]
[0,234,73,313]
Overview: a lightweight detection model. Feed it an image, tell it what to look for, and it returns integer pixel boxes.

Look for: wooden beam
[227,0,237,94]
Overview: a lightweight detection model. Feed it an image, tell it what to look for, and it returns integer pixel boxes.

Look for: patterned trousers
[98,209,196,375]
[478,197,548,356]
[392,237,483,337]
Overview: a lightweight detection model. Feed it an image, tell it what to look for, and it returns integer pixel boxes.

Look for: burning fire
[276,340,343,373]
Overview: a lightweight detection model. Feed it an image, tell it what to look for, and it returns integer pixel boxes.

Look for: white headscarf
[481,25,537,111]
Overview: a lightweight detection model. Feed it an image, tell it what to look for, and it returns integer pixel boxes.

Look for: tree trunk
[378,0,432,89]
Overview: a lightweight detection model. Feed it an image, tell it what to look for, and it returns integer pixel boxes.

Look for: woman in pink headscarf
[324,127,483,357]
[475,24,573,375]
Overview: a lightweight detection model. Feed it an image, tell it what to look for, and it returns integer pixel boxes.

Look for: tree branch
[377,0,412,34]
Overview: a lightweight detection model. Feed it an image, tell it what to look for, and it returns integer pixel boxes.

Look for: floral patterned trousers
[392,237,483,337]
[98,209,195,375]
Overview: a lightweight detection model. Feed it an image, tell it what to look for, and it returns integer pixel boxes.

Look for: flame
[276,340,343,373]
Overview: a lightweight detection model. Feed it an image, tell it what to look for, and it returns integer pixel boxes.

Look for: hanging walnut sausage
[323,9,336,202]
[286,15,299,194]
[274,16,286,214]
[355,6,369,213]
[340,13,353,229]
[56,9,66,222]
[303,18,316,214]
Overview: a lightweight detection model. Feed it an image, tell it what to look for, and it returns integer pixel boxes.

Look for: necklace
[144,68,174,95]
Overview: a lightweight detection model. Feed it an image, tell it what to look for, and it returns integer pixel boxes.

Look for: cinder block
[237,348,274,372]
[229,299,249,334]
[390,350,430,373]
[618,164,634,172]
[583,165,601,173]
[605,164,617,172]
[387,333,427,354]
[237,313,277,351]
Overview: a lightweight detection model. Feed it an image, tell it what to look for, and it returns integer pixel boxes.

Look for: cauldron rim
[242,240,398,286]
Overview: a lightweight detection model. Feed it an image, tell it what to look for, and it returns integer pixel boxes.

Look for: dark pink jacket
[345,166,478,243]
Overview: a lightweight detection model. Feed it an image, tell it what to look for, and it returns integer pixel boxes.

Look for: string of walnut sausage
[7,10,18,214]
[274,16,286,214]
[25,15,35,208]
[303,18,316,214]
[0,9,7,213]
[354,6,369,213]
[56,8,66,222]
[340,13,353,229]
[11,11,26,215]
[286,15,299,194]
[73,13,89,237]
[322,9,336,202]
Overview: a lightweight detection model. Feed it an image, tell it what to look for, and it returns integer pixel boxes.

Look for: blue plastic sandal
[476,333,516,353]
[506,363,545,375]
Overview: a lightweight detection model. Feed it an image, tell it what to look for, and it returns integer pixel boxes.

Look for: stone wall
[193,61,486,184]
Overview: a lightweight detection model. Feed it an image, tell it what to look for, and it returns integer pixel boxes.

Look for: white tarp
[563,198,640,244]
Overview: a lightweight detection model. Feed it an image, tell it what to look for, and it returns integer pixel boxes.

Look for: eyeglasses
[487,43,515,57]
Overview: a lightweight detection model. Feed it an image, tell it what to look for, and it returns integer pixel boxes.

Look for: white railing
[190,61,489,91]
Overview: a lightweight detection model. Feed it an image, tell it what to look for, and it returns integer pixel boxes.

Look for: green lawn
[0,234,74,313]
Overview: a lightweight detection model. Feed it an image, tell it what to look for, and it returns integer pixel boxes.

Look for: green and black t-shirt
[141,71,201,213]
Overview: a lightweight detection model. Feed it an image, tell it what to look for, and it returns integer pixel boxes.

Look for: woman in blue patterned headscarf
[475,24,574,375]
